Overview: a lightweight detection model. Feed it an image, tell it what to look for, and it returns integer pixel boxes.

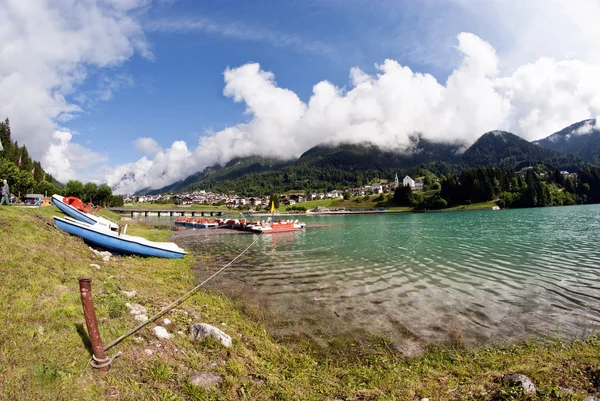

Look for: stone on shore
[190,372,223,388]
[502,374,536,394]
[126,303,148,321]
[153,326,173,340]
[126,303,147,316]
[122,290,136,298]
[583,397,599,401]
[90,248,113,261]
[189,323,232,347]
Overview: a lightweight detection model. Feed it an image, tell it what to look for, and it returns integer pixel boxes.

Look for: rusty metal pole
[78,277,109,371]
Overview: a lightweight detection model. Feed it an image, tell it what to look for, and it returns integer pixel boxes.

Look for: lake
[148,205,600,352]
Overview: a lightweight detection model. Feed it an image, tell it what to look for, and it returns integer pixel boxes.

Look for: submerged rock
[502,374,536,394]
[190,372,222,388]
[189,323,232,347]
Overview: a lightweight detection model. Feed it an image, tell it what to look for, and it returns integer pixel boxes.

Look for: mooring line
[103,233,262,351]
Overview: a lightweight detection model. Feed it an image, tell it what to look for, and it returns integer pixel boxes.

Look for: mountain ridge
[533,119,600,163]
[138,122,595,196]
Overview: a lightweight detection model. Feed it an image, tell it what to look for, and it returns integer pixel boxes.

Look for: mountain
[140,156,293,195]
[140,136,464,196]
[297,137,462,170]
[462,130,581,170]
[143,125,592,196]
[533,119,600,163]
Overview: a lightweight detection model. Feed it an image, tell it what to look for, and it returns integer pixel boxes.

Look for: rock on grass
[502,374,536,395]
[189,323,232,347]
[190,372,223,388]
[153,326,173,340]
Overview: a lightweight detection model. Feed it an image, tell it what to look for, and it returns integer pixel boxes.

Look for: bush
[286,205,307,212]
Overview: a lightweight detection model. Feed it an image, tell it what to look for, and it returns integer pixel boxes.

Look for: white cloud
[145,16,336,58]
[451,0,600,70]
[109,140,193,192]
[0,0,150,181]
[106,30,600,194]
[134,137,162,155]
[574,120,598,136]
[44,130,108,182]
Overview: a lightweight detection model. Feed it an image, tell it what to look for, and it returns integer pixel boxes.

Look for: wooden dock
[109,208,226,218]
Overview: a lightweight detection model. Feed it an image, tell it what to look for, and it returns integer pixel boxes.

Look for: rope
[90,351,122,369]
[103,233,262,351]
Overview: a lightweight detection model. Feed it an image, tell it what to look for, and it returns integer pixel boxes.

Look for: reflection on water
[149,205,600,351]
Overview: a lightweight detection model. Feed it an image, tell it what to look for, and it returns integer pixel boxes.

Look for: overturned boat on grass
[54,216,187,259]
[52,194,119,231]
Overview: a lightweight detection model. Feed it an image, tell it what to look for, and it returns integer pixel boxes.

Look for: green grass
[444,201,498,211]
[1,205,600,400]
[278,195,399,212]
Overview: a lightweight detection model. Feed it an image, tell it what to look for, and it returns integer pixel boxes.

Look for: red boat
[248,219,305,233]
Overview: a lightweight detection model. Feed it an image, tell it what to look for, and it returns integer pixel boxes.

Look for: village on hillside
[125,175,424,210]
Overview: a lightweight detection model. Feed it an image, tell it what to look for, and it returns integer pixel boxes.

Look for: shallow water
[146,205,600,350]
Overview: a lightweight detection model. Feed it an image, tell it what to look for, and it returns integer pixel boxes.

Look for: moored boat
[249,219,305,233]
[174,216,222,229]
[54,216,186,259]
[52,194,118,231]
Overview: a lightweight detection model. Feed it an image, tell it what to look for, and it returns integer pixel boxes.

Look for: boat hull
[52,194,118,231]
[54,217,186,259]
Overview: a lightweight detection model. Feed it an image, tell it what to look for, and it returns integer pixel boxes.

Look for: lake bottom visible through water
[165,206,600,354]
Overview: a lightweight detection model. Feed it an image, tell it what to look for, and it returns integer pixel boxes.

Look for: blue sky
[2,0,600,193]
[67,0,473,166]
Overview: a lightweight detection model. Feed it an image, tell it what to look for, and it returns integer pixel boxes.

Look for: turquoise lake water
[152,205,600,350]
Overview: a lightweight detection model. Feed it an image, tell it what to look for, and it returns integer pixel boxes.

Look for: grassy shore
[119,203,230,210]
[278,196,496,213]
[1,206,599,400]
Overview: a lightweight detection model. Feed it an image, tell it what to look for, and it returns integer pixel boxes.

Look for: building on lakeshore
[403,176,415,188]
[403,176,424,191]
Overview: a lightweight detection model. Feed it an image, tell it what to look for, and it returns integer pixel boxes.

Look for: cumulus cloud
[0,0,150,181]
[454,0,600,70]
[106,30,600,194]
[109,140,194,192]
[134,137,162,155]
[44,131,108,182]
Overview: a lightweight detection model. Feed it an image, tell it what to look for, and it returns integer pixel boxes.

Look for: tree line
[0,118,62,197]
[393,165,600,210]
[0,118,122,207]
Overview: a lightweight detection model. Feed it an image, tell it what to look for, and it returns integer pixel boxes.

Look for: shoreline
[3,206,600,400]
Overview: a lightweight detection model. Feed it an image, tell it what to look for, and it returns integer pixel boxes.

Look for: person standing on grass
[1,179,10,206]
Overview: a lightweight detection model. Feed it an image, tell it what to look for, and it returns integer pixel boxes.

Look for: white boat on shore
[52,194,119,231]
[54,216,187,259]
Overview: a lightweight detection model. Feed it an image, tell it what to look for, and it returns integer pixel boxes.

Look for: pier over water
[108,208,226,218]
